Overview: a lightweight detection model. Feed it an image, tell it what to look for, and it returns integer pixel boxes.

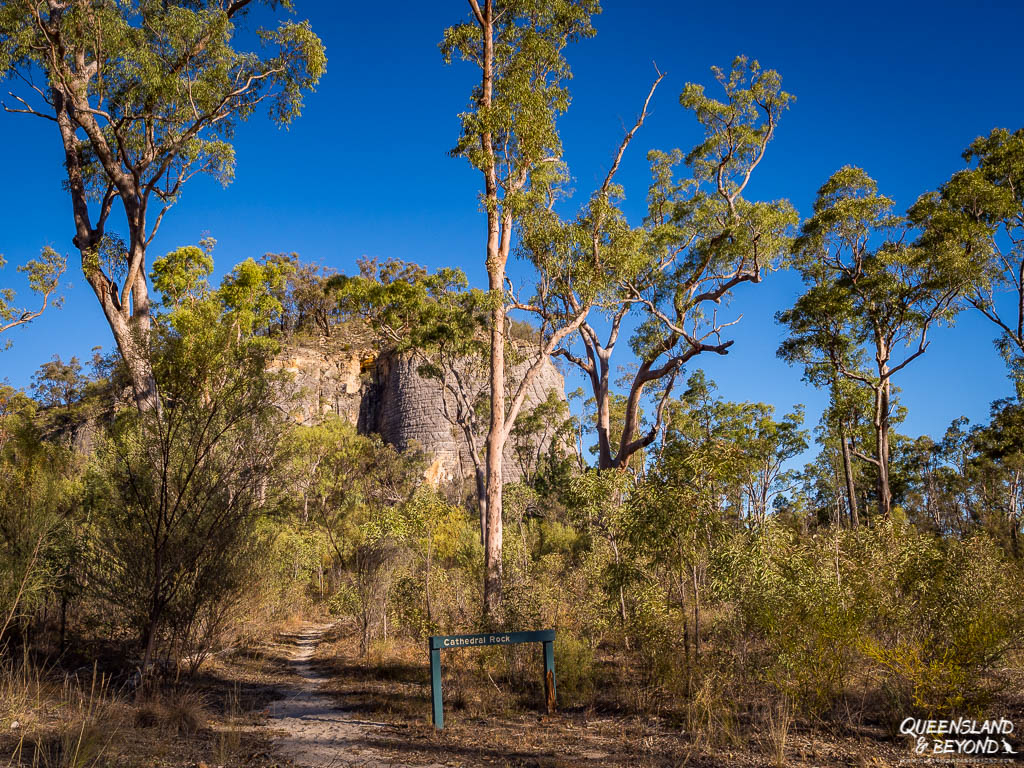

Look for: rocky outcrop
[273,340,370,428]
[274,335,567,486]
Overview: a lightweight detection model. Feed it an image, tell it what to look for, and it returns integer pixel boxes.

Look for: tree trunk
[676,573,691,692]
[1010,473,1020,559]
[55,88,161,417]
[425,542,434,625]
[140,537,165,672]
[483,290,505,622]
[475,462,488,546]
[141,613,160,672]
[839,425,860,527]
[875,380,892,518]
[478,1,506,625]
[594,356,614,469]
[611,357,655,470]
[691,564,701,663]
[610,537,630,650]
[59,593,67,654]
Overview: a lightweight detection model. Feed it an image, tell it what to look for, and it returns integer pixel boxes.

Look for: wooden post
[543,639,556,713]
[430,645,443,730]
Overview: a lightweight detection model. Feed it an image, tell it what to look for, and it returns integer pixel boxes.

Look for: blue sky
[2,0,1023,444]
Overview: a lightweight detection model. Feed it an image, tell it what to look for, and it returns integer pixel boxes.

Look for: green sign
[428,629,555,729]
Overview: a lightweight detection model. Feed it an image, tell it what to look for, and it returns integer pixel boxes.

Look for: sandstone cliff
[273,336,567,486]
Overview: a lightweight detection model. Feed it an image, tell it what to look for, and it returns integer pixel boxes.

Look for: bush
[711,519,1024,719]
[713,523,867,715]
[0,408,75,645]
[553,632,595,708]
[856,527,1024,716]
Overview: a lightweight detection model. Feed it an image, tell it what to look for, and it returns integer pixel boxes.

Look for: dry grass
[684,674,741,749]
[0,655,45,732]
[3,662,123,768]
[0,643,284,768]
[762,696,794,768]
[210,683,243,765]
[133,687,207,735]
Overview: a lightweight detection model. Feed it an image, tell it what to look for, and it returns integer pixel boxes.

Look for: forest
[1,2,1023,767]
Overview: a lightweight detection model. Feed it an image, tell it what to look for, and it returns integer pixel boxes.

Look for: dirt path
[269,624,443,768]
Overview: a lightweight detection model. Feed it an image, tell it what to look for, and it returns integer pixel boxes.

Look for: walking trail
[268,624,443,768]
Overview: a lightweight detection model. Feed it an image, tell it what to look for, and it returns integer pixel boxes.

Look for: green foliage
[510,391,575,489]
[218,256,292,336]
[87,251,289,666]
[151,239,215,310]
[333,257,489,356]
[714,523,866,712]
[714,520,1024,717]
[442,0,599,216]
[0,247,66,347]
[151,239,291,349]
[524,56,797,470]
[261,253,341,337]
[656,371,807,525]
[780,166,965,384]
[638,56,798,346]
[553,632,595,707]
[0,0,325,413]
[857,528,1023,715]
[0,402,76,642]
[30,355,86,412]
[0,1,326,193]
[778,166,970,517]
[913,128,1024,392]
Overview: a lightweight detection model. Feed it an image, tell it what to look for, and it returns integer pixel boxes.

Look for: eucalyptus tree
[778,167,967,519]
[0,248,66,345]
[660,371,805,525]
[442,0,600,617]
[264,254,340,338]
[912,128,1024,392]
[966,400,1024,558]
[895,405,1024,556]
[628,371,742,664]
[777,250,870,526]
[31,354,85,412]
[526,57,796,470]
[730,402,807,526]
[817,379,874,526]
[0,1,325,414]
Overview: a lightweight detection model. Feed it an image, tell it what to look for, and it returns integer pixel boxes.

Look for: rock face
[273,340,369,428]
[274,336,567,486]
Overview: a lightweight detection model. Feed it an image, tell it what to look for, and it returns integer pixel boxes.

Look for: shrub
[711,519,1024,720]
[856,526,1024,716]
[553,632,595,708]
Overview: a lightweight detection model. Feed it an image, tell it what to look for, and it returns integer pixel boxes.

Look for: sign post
[427,629,556,729]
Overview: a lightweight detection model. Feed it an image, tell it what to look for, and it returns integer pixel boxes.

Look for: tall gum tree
[525,57,796,470]
[777,243,870,527]
[442,0,599,620]
[778,167,968,519]
[912,128,1024,392]
[0,0,325,414]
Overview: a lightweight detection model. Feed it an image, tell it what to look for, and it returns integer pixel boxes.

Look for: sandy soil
[269,624,445,768]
